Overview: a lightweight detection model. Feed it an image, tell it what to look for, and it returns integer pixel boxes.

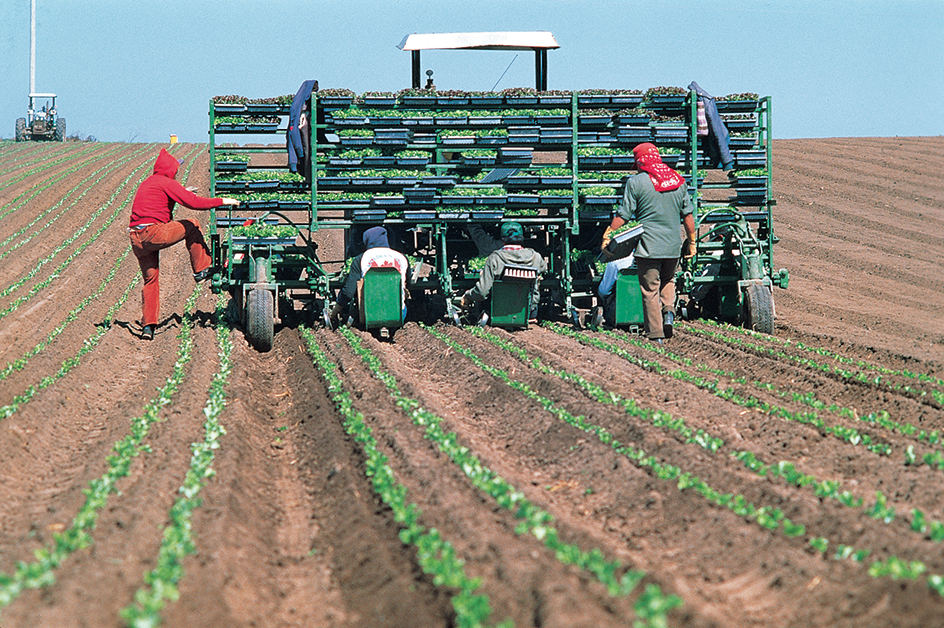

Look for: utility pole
[30,0,36,94]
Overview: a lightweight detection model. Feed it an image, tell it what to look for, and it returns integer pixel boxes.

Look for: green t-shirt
[618,173,694,259]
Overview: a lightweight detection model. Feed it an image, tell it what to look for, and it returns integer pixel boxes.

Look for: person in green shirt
[602,143,696,343]
[458,222,546,322]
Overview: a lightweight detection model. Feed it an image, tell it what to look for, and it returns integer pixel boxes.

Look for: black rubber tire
[55,118,66,141]
[15,118,26,142]
[744,282,774,334]
[246,288,274,352]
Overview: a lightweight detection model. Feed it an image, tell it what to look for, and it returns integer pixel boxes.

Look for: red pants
[129,219,211,326]
[636,257,678,340]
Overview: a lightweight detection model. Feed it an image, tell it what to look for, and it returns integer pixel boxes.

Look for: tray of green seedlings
[604,221,644,259]
[228,223,297,246]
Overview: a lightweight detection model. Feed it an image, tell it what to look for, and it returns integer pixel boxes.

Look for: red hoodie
[129,148,225,227]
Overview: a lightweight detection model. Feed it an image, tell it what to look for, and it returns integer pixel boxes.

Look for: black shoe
[662,310,675,339]
[193,267,214,283]
[142,325,154,340]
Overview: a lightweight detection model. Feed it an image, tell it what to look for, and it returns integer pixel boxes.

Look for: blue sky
[1,0,941,143]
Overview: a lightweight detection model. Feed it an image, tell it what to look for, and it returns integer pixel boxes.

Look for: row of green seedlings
[536,323,944,591]
[681,323,944,468]
[0,288,200,612]
[0,144,190,322]
[0,145,198,416]
[298,325,515,628]
[716,319,944,389]
[672,325,944,499]
[0,143,120,222]
[0,142,101,194]
[692,319,944,407]
[330,106,571,120]
[316,86,755,106]
[120,297,232,628]
[0,246,131,388]
[0,143,152,261]
[677,322,944,471]
[335,325,683,627]
[553,323,944,543]
[0,140,60,163]
[437,323,944,595]
[0,142,81,176]
[0,271,136,419]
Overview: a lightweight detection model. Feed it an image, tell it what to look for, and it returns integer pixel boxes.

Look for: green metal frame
[207,87,786,332]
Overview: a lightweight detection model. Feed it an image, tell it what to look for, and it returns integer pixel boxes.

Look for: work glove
[328,302,344,326]
[682,234,697,259]
[600,226,615,252]
[452,293,474,310]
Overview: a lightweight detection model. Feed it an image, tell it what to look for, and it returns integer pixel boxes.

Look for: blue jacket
[689,81,734,171]
[287,79,318,174]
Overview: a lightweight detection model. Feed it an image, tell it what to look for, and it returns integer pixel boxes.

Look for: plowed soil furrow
[563,324,944,519]
[0,146,152,297]
[772,137,944,364]
[0,298,219,628]
[362,323,944,628]
[774,138,944,204]
[324,326,648,628]
[167,327,454,628]
[680,322,944,413]
[0,143,83,182]
[0,144,116,213]
[0,138,943,628]
[438,325,944,565]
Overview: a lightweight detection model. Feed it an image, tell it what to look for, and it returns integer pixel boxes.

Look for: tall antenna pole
[30,0,36,94]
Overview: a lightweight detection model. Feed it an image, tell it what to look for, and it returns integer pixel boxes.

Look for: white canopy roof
[398,31,559,52]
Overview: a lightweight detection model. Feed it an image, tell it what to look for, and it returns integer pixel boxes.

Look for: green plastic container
[489,264,537,328]
[360,267,404,329]
[615,267,645,327]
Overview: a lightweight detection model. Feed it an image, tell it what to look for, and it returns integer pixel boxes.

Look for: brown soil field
[0,136,942,628]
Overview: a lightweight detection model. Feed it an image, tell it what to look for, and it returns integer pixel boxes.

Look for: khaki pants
[636,257,678,339]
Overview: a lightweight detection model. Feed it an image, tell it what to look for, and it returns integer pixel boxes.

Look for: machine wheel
[743,282,774,334]
[246,288,274,351]
[55,118,66,141]
[15,118,26,142]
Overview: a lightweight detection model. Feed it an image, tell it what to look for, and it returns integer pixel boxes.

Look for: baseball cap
[500,221,524,240]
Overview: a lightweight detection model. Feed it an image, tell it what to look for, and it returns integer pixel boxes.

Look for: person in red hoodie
[128,148,239,340]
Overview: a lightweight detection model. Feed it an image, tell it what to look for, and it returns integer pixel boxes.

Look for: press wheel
[744,282,774,334]
[246,288,274,351]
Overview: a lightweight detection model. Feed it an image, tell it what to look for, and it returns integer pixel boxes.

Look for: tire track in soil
[381,323,944,628]
[164,327,453,628]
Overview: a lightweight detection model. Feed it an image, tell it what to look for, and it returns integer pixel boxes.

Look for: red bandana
[633,143,685,192]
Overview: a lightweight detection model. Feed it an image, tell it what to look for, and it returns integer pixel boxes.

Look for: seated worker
[457,221,547,320]
[330,226,409,326]
[594,253,636,328]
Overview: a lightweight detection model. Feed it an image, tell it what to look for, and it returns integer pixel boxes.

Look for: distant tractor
[16,93,65,141]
